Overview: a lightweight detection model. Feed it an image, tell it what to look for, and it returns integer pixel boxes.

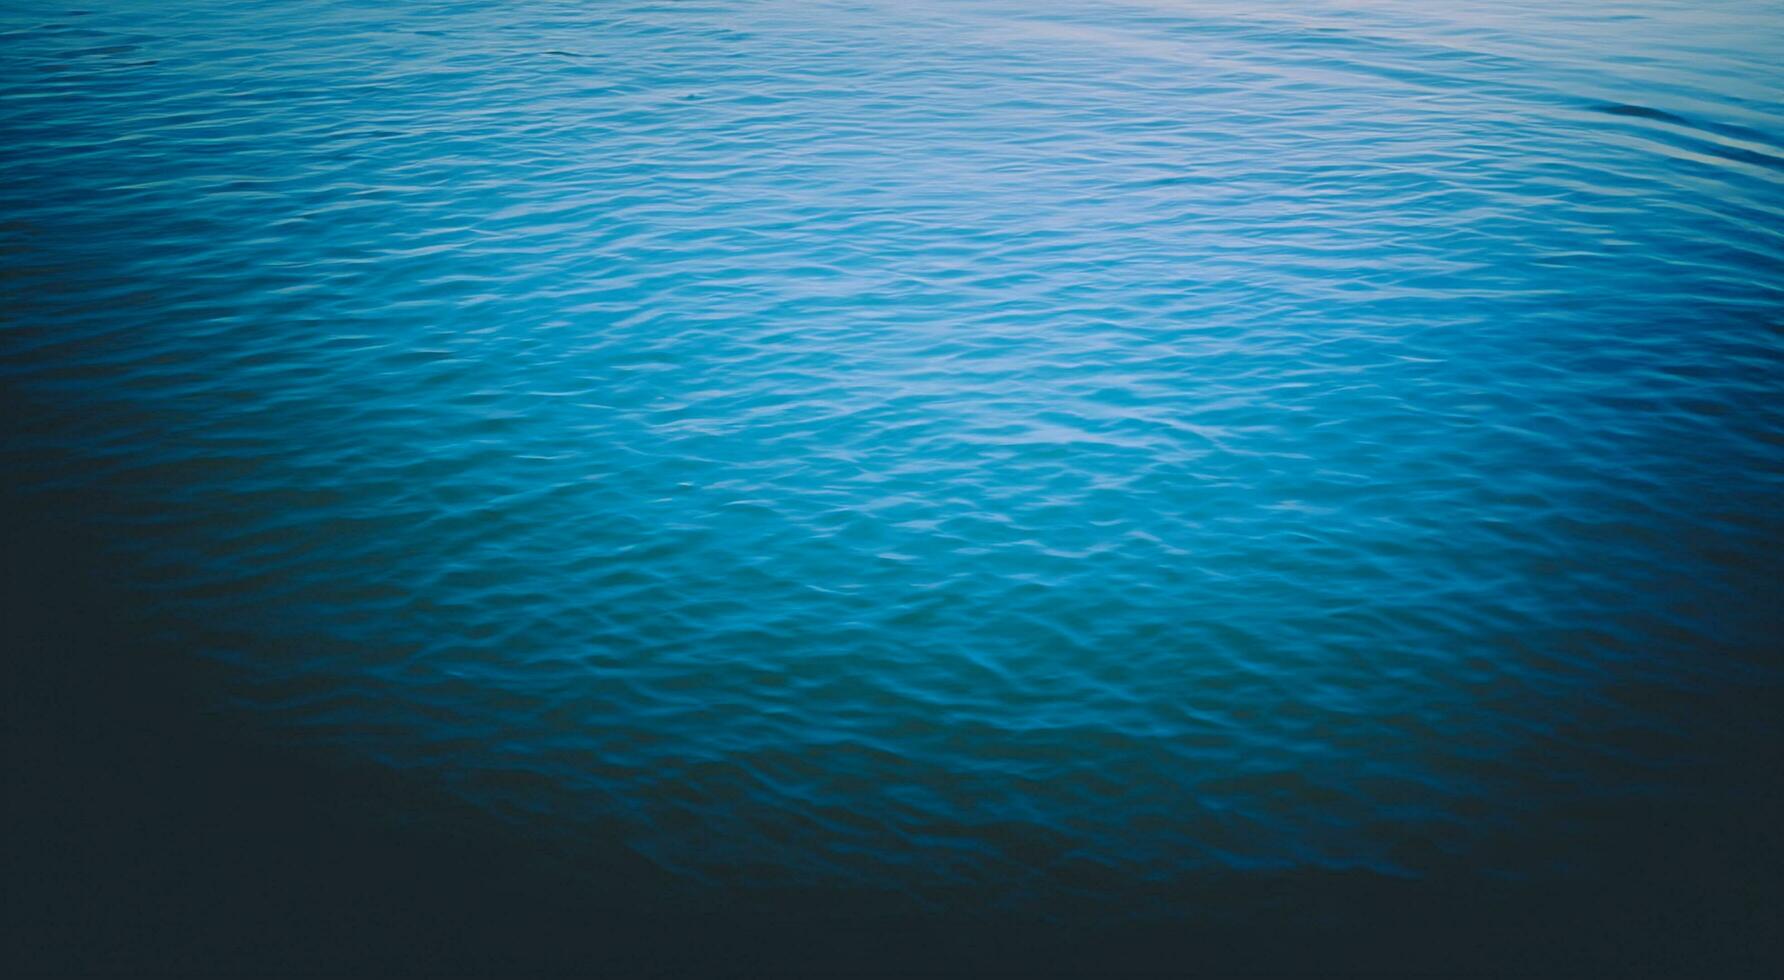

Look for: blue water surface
[2,0,1781,936]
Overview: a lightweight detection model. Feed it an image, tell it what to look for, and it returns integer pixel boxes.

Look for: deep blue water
[3,0,1782,973]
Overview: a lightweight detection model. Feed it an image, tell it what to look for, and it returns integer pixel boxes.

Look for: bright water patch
[2,0,1781,915]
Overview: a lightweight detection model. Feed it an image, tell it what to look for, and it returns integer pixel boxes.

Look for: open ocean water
[3,0,1782,974]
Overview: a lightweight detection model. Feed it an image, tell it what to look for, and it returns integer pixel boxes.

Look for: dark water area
[5,507,1778,976]
[4,0,1783,974]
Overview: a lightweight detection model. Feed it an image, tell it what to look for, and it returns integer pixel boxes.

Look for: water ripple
[3,0,1782,916]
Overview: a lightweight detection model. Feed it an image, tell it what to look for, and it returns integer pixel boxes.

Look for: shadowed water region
[3,0,1782,974]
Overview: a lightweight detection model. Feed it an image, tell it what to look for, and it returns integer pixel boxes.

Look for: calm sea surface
[3,0,1782,970]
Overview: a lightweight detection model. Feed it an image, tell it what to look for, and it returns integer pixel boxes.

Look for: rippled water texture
[3,0,1782,944]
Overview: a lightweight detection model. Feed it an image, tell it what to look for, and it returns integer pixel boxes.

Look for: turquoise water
[3,0,1782,971]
